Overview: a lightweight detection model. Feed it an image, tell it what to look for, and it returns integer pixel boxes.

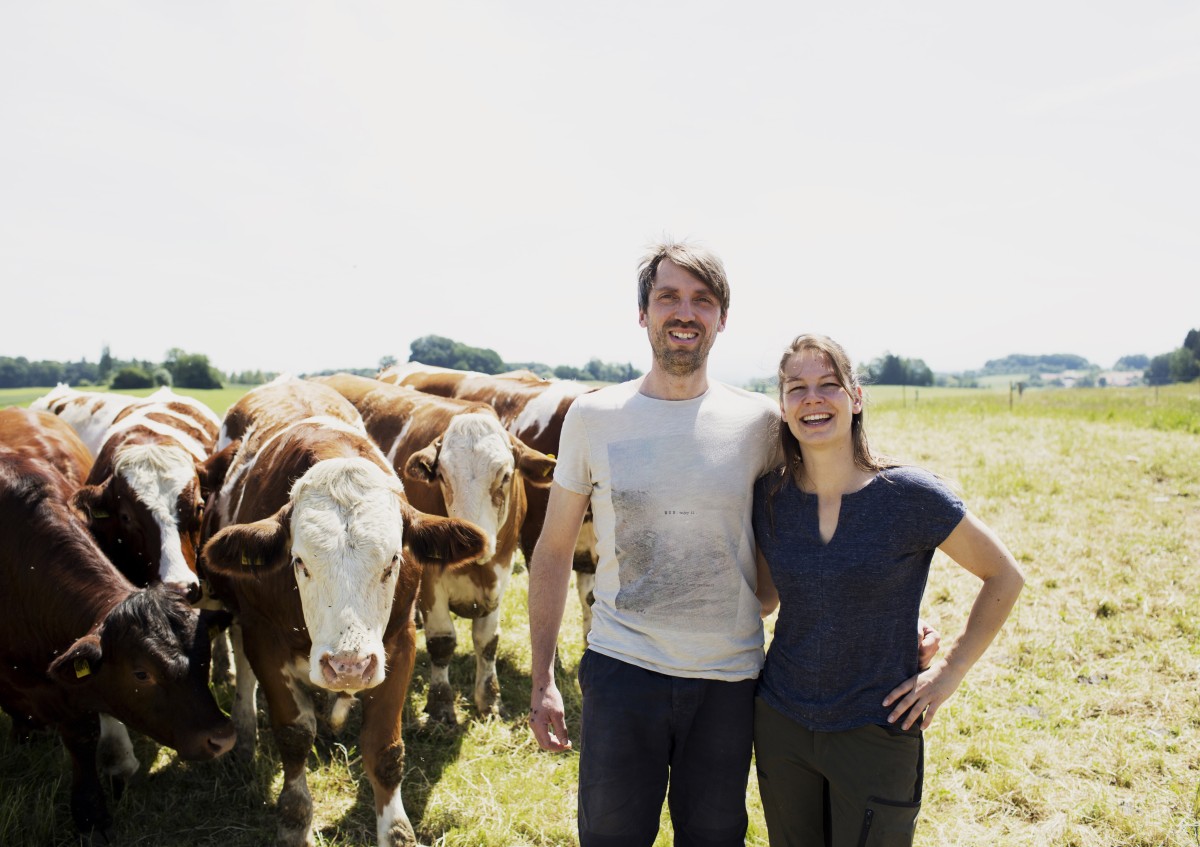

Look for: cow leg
[422,583,458,725]
[97,714,138,789]
[470,610,503,718]
[231,623,260,761]
[362,623,417,847]
[211,627,236,686]
[60,717,112,845]
[262,676,317,847]
[575,571,596,642]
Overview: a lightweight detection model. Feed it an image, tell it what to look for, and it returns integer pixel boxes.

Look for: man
[528,240,780,846]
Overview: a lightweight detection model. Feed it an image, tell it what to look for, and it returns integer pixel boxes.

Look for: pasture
[1,382,1198,846]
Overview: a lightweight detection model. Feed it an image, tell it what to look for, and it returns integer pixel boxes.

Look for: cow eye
[382,554,399,582]
[293,557,310,579]
[133,670,150,682]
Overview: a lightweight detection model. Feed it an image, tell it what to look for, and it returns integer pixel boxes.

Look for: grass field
[2,383,1199,845]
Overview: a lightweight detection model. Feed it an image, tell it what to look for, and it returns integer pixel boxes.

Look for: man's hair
[636,241,730,317]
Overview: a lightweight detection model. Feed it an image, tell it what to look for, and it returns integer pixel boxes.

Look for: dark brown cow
[313,373,555,724]
[0,407,93,486]
[201,377,487,847]
[378,362,599,634]
[0,451,233,843]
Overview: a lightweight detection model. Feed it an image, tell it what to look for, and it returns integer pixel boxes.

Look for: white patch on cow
[113,443,199,590]
[107,407,209,461]
[377,788,414,847]
[98,714,139,778]
[31,385,141,457]
[149,386,222,429]
[289,458,404,692]
[437,413,514,564]
[511,380,588,441]
[382,419,413,467]
[230,624,260,757]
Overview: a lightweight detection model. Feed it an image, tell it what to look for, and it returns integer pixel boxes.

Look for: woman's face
[780,349,862,449]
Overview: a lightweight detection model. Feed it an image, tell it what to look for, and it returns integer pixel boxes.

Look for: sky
[2,2,1197,386]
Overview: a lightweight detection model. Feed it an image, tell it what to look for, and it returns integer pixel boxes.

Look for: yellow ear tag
[91,509,110,519]
[240,551,251,566]
[74,658,92,678]
[547,454,556,460]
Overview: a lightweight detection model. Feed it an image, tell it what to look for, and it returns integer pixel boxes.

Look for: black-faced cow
[313,373,555,724]
[0,450,233,844]
[201,377,487,847]
[378,362,599,635]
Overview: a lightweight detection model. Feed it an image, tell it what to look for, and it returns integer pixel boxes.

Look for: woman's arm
[755,548,779,618]
[883,510,1025,729]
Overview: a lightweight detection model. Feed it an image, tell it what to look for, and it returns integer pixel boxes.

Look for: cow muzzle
[318,650,381,691]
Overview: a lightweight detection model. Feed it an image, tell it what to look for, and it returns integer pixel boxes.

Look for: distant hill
[980,353,1094,375]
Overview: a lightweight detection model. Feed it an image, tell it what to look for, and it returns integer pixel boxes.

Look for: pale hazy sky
[3,2,1197,385]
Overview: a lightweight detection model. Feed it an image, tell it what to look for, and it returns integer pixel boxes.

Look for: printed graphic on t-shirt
[609,436,739,631]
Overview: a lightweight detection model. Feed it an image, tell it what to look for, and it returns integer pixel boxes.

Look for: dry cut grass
[1,392,1198,845]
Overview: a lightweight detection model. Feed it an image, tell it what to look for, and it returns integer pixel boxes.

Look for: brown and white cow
[0,407,94,486]
[378,362,599,634]
[313,373,556,724]
[201,377,487,847]
[30,383,143,457]
[66,388,222,604]
[0,449,234,844]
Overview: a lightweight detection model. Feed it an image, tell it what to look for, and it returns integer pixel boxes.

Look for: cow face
[204,458,488,693]
[406,413,522,564]
[47,589,234,761]
[73,443,205,602]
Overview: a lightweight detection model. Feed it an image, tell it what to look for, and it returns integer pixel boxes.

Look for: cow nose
[206,722,236,758]
[165,580,202,605]
[320,652,378,688]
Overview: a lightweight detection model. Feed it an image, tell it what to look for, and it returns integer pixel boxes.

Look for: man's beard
[650,323,713,376]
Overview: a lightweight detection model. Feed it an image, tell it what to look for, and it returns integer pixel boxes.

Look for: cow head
[72,443,205,603]
[47,588,234,761]
[404,413,555,564]
[203,457,486,693]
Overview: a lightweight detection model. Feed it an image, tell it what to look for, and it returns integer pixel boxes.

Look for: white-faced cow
[67,388,222,604]
[30,383,143,457]
[313,373,556,724]
[378,362,599,635]
[0,447,233,844]
[201,377,487,847]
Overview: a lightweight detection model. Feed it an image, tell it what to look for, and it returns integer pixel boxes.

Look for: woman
[752,334,1024,846]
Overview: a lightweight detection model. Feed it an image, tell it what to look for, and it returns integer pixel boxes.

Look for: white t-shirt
[554,378,780,680]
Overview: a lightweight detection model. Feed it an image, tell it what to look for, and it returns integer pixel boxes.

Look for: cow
[29,383,142,457]
[312,373,556,724]
[0,406,93,486]
[68,388,223,603]
[200,377,488,847]
[377,362,599,635]
[0,449,234,844]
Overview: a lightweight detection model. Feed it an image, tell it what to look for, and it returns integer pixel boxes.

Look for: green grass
[2,384,1199,845]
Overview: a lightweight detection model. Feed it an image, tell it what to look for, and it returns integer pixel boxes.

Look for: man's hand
[529,679,572,752]
[917,618,941,670]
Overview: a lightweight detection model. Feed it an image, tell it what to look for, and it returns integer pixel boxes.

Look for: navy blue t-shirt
[752,466,965,731]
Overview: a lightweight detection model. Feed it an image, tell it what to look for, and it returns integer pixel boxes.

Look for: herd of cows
[0,364,599,846]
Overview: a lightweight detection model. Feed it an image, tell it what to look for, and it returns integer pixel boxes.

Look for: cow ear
[197,439,240,498]
[48,634,103,687]
[404,440,439,485]
[401,502,486,568]
[513,437,556,489]
[202,504,293,578]
[72,482,112,524]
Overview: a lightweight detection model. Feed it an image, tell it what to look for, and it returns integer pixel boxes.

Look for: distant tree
[981,353,1092,375]
[98,345,114,382]
[409,335,504,373]
[554,365,586,380]
[1184,328,1200,358]
[1169,347,1200,383]
[1145,354,1172,385]
[164,348,223,389]
[1114,354,1149,370]
[378,354,398,370]
[865,353,933,386]
[28,360,64,386]
[0,357,29,388]
[111,367,155,389]
[153,368,173,387]
[63,359,100,385]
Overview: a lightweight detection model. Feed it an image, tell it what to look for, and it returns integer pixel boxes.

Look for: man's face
[639,259,727,377]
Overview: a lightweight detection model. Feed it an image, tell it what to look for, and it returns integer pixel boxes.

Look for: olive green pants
[754,697,923,847]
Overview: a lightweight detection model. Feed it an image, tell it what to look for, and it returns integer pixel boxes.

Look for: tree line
[408,335,641,383]
[1145,328,1200,385]
[0,347,231,390]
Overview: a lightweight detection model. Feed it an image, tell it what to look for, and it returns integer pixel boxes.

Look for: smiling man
[528,241,780,847]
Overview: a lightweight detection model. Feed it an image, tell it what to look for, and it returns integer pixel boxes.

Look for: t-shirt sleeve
[552,400,592,496]
[891,467,966,551]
